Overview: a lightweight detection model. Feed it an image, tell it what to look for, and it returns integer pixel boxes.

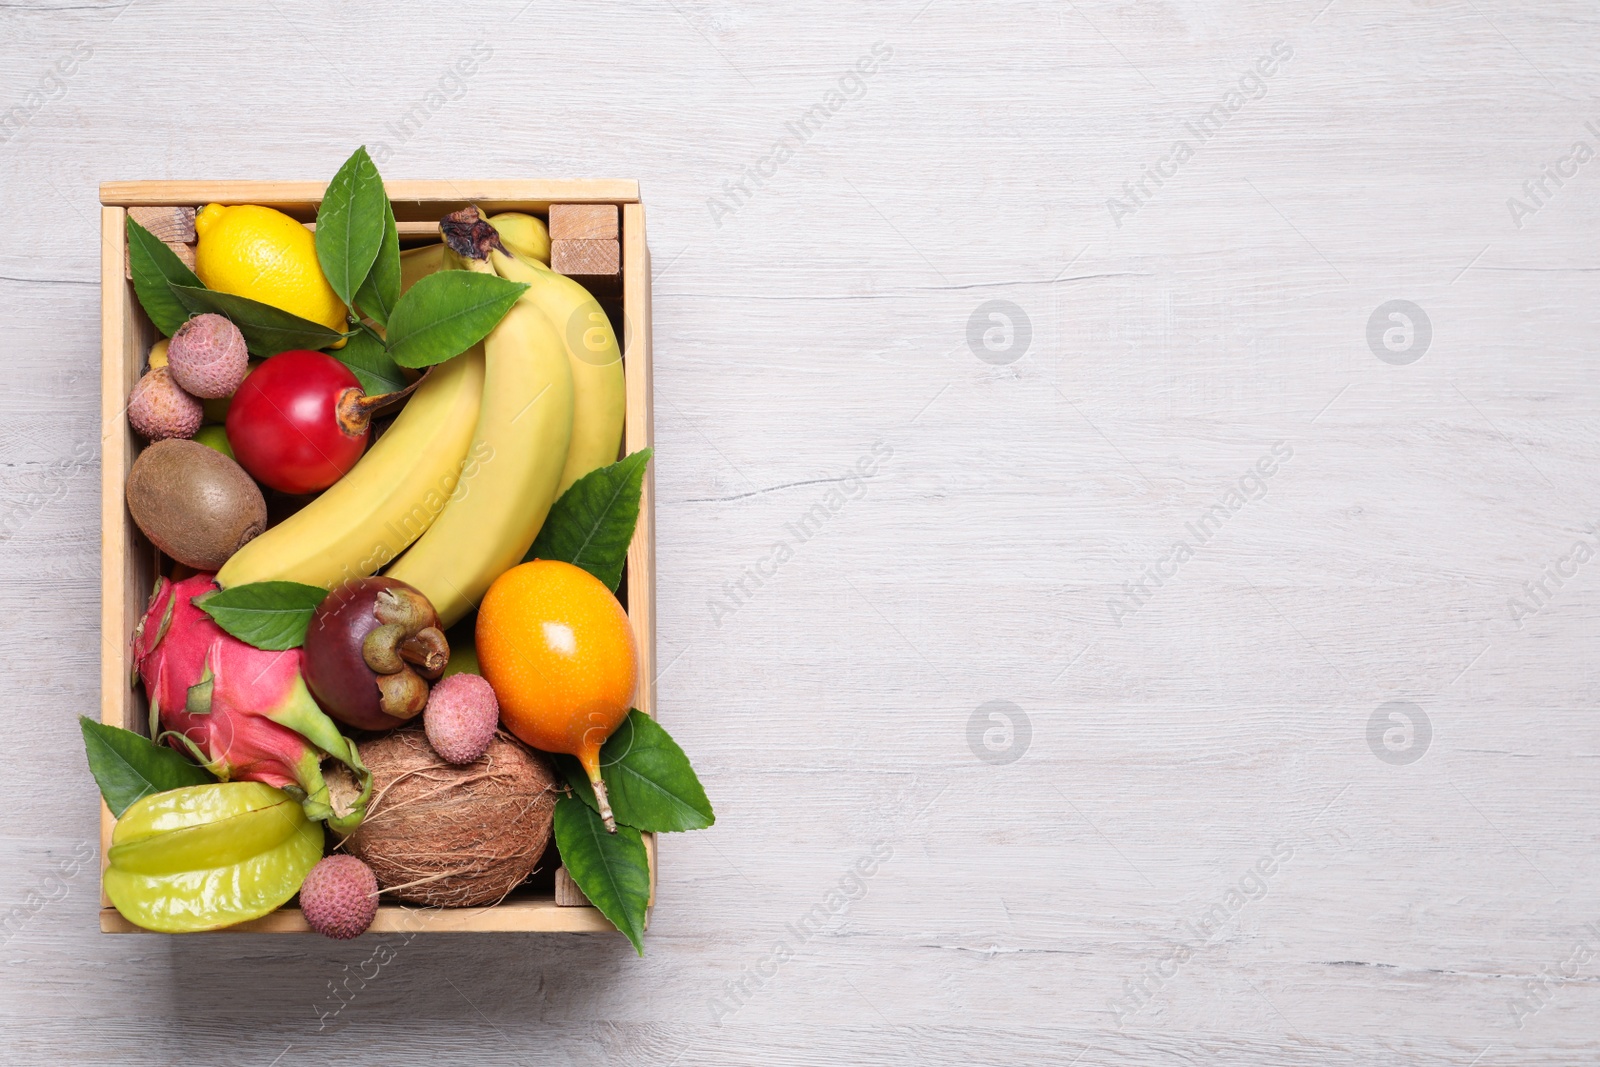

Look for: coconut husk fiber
[332,728,559,907]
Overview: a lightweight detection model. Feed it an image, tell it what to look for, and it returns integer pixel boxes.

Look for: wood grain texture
[305,219,438,237]
[120,206,193,279]
[549,203,619,241]
[100,179,638,209]
[551,237,621,274]
[3,0,1599,1063]
[99,897,616,935]
[554,867,592,907]
[124,206,194,246]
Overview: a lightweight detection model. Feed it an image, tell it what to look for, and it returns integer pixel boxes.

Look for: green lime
[442,614,479,678]
[194,424,233,460]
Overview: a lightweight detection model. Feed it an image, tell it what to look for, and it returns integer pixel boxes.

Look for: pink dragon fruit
[132,573,371,834]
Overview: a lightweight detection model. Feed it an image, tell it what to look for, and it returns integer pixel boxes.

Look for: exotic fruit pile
[83,148,712,951]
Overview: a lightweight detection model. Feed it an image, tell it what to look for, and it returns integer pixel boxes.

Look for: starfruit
[133,573,371,833]
[104,782,324,932]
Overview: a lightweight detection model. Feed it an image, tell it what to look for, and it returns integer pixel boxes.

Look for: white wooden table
[2,1,1597,1062]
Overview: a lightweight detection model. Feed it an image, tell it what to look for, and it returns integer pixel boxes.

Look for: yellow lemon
[194,204,348,336]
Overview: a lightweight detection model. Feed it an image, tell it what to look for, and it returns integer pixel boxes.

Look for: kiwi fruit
[126,439,268,570]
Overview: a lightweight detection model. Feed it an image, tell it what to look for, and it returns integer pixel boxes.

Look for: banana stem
[440,206,508,264]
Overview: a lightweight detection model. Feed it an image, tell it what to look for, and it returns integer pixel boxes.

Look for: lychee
[167,313,249,398]
[424,673,499,764]
[127,367,202,440]
[299,855,378,940]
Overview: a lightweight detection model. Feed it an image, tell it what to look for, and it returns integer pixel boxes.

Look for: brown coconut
[331,728,559,907]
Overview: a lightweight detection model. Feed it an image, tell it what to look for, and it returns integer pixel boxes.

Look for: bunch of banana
[399,242,446,291]
[385,213,575,627]
[485,234,625,495]
[215,242,482,590]
[216,208,623,610]
[215,347,485,590]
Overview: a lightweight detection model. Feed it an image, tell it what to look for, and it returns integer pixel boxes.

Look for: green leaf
[557,710,714,833]
[169,284,346,358]
[333,326,409,395]
[127,217,202,336]
[315,146,389,307]
[384,270,527,369]
[526,448,652,590]
[79,716,214,818]
[193,581,329,650]
[553,797,650,955]
[353,197,401,328]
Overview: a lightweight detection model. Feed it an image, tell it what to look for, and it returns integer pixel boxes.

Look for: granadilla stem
[590,774,617,833]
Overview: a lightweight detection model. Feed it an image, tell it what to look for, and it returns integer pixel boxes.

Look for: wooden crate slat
[100,179,639,210]
[98,205,127,910]
[623,202,657,910]
[101,898,616,934]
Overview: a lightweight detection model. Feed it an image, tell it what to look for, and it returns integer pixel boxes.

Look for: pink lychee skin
[424,673,500,765]
[167,313,249,399]
[299,855,379,940]
[128,367,202,440]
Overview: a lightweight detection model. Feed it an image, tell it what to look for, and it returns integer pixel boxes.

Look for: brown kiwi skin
[126,439,267,571]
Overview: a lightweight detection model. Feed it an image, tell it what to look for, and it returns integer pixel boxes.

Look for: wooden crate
[97,181,654,934]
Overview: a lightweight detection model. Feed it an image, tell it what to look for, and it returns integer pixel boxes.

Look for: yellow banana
[489,248,625,495]
[385,253,575,627]
[485,212,550,265]
[216,349,486,590]
[400,243,445,294]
